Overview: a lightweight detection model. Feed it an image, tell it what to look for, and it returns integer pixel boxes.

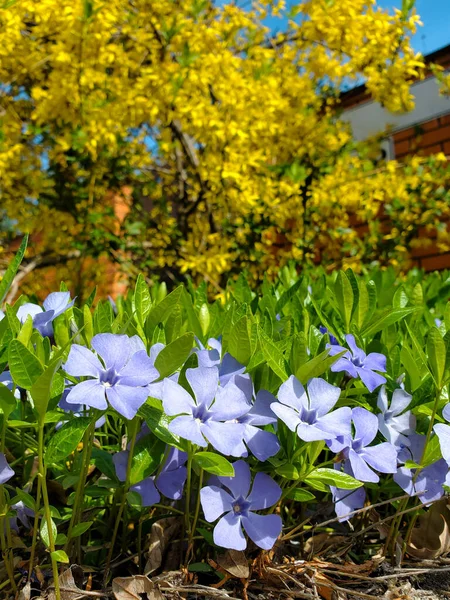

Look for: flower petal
[270,402,300,433]
[360,443,398,474]
[65,380,107,411]
[210,382,249,420]
[331,486,366,522]
[247,390,277,425]
[43,291,73,317]
[277,375,307,412]
[356,367,386,393]
[345,334,366,362]
[218,460,251,499]
[200,485,234,521]
[377,386,388,413]
[244,426,280,462]
[0,453,14,484]
[389,388,413,415]
[64,344,104,378]
[330,357,358,377]
[16,303,43,323]
[105,385,149,420]
[169,415,207,447]
[364,352,387,373]
[162,379,195,416]
[131,477,160,507]
[307,378,341,417]
[91,334,132,372]
[315,407,352,439]
[247,472,281,509]
[348,449,379,483]
[352,407,378,447]
[119,350,159,386]
[443,403,450,423]
[296,423,334,442]
[156,466,187,500]
[113,451,129,482]
[434,423,450,464]
[242,512,282,550]
[218,353,246,387]
[213,512,246,550]
[201,421,246,456]
[186,366,219,407]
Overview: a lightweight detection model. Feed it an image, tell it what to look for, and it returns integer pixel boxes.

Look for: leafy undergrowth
[2,244,450,599]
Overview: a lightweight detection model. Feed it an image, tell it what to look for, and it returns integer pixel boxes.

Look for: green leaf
[422,432,442,467]
[145,285,183,339]
[427,327,446,388]
[400,345,424,392]
[8,339,43,390]
[305,468,363,490]
[0,234,28,304]
[134,274,152,328]
[17,315,34,347]
[0,383,17,418]
[154,333,194,378]
[361,307,418,337]
[276,463,300,480]
[51,550,69,563]
[129,434,166,485]
[40,517,57,549]
[258,326,288,380]
[295,349,345,383]
[70,521,94,538]
[193,452,234,476]
[228,316,253,365]
[285,488,315,502]
[198,303,210,337]
[13,488,36,511]
[355,279,370,329]
[83,305,94,346]
[91,448,117,481]
[335,271,354,332]
[139,399,185,450]
[45,417,92,464]
[30,357,63,418]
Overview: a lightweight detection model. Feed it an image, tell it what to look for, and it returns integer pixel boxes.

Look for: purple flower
[200,460,282,550]
[17,292,74,337]
[58,387,106,429]
[162,366,249,456]
[228,390,280,461]
[9,501,34,532]
[0,453,14,484]
[433,404,450,466]
[0,370,20,400]
[327,334,386,392]
[319,326,338,346]
[394,434,449,504]
[114,445,187,506]
[330,463,366,522]
[193,337,250,392]
[327,407,397,483]
[377,386,416,446]
[270,376,351,442]
[64,333,159,420]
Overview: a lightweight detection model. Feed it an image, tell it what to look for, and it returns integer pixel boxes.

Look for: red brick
[420,124,450,147]
[411,242,440,258]
[419,144,444,156]
[393,128,415,143]
[443,140,450,155]
[440,113,450,126]
[394,139,411,156]
[421,118,440,132]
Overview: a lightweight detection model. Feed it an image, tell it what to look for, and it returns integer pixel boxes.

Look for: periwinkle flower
[270,376,351,442]
[9,501,34,532]
[193,337,250,393]
[327,407,397,483]
[433,404,450,466]
[64,333,159,420]
[58,387,106,429]
[114,445,187,506]
[377,386,416,446]
[162,366,249,456]
[319,326,338,346]
[0,453,14,484]
[330,463,366,522]
[228,390,280,461]
[0,370,20,400]
[200,460,282,550]
[327,334,386,392]
[394,434,449,504]
[17,291,74,337]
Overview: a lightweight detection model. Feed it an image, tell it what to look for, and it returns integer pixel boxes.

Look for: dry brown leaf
[304,533,349,558]
[313,572,337,600]
[144,517,181,575]
[112,575,164,600]
[18,582,31,600]
[407,497,450,559]
[48,565,85,600]
[215,550,249,579]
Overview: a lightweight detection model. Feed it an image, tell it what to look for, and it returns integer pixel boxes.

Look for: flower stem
[38,418,60,600]
[186,467,204,562]
[27,475,42,583]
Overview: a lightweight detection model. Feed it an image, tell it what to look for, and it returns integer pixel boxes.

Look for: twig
[161,585,242,599]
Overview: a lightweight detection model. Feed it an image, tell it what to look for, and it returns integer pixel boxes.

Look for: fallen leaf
[304,533,349,558]
[112,575,164,600]
[48,565,85,600]
[215,550,249,579]
[18,582,31,600]
[144,517,181,575]
[407,497,450,559]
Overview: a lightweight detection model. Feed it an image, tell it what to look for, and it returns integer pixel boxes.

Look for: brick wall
[393,114,450,160]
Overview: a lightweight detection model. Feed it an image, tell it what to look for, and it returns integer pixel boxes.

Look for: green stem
[0,487,17,592]
[27,475,42,583]
[187,467,204,561]
[104,417,139,579]
[38,419,60,600]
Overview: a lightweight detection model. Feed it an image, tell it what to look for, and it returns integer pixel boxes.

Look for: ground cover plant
[1,241,450,598]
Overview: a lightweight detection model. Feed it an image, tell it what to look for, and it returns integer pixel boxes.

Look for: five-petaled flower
[17,291,74,337]
[327,407,397,483]
[0,453,14,484]
[270,376,351,442]
[64,333,159,420]
[162,366,249,456]
[433,404,450,467]
[327,334,386,392]
[377,385,416,446]
[200,460,282,550]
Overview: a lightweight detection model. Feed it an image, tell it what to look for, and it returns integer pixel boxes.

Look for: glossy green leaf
[193,452,234,476]
[45,417,92,464]
[0,234,28,304]
[154,332,194,378]
[335,271,354,332]
[8,339,43,390]
[427,327,446,388]
[305,468,363,490]
[129,434,166,485]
